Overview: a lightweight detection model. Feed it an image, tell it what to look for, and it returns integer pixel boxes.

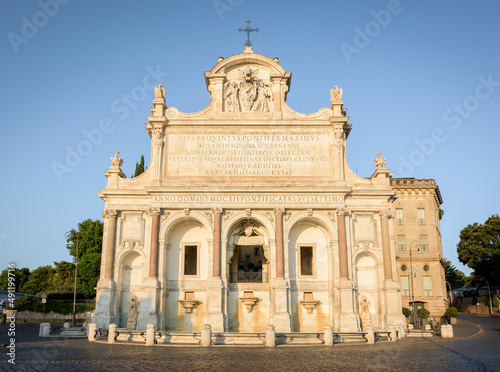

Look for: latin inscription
[152,195,344,203]
[166,134,330,176]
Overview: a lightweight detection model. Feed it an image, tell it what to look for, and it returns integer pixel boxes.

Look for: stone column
[102,209,118,279]
[380,211,393,280]
[148,208,161,278]
[212,208,222,278]
[274,208,285,279]
[206,208,224,332]
[336,208,348,280]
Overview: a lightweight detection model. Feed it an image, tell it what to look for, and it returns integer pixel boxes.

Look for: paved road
[1,315,499,371]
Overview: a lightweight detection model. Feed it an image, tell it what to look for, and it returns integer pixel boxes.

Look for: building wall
[391,179,448,316]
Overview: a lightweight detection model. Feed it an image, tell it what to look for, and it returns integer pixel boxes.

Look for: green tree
[0,267,30,292]
[65,219,104,297]
[21,265,55,295]
[133,155,145,177]
[457,215,500,286]
[53,261,75,292]
[77,252,102,297]
[443,258,469,288]
[439,208,444,220]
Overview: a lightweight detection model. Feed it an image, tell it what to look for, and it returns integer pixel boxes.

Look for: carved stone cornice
[102,209,118,219]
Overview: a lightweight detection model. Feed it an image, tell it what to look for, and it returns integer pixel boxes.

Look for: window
[183,244,199,276]
[418,208,426,225]
[397,235,406,251]
[396,208,404,225]
[299,245,314,276]
[423,276,432,296]
[400,276,410,296]
[419,235,428,252]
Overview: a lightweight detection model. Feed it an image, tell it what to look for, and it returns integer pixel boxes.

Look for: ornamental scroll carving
[147,207,161,216]
[102,209,118,219]
[224,67,274,112]
[336,207,351,216]
[152,128,163,148]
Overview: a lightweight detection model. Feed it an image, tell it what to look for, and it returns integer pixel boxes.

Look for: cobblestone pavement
[1,315,499,371]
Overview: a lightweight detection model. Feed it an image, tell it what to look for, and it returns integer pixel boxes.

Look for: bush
[417,308,430,319]
[445,307,458,318]
[402,307,411,318]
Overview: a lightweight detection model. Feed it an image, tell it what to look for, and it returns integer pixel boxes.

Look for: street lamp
[475,276,493,315]
[65,231,79,326]
[409,241,421,324]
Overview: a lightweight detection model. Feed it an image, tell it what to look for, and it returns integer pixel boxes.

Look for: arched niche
[118,251,144,327]
[226,218,270,284]
[166,219,210,281]
[354,253,380,321]
[287,219,330,281]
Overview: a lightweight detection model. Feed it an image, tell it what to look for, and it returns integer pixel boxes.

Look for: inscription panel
[166,134,331,177]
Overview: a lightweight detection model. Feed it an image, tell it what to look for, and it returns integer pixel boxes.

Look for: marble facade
[93,47,445,333]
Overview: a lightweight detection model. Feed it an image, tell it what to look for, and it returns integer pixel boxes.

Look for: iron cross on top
[238,20,259,47]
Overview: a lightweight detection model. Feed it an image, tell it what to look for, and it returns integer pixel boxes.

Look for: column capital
[336,207,351,216]
[147,207,161,216]
[102,209,118,219]
[378,209,394,219]
[211,207,223,215]
[274,207,285,215]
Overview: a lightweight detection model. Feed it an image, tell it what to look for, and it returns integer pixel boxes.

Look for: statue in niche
[359,295,373,331]
[154,84,165,100]
[127,296,140,330]
[111,151,123,167]
[330,85,343,102]
[374,152,386,168]
[224,81,239,112]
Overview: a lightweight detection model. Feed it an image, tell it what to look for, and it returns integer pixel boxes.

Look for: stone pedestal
[365,326,375,344]
[205,278,224,332]
[338,280,359,331]
[137,277,160,330]
[272,279,291,332]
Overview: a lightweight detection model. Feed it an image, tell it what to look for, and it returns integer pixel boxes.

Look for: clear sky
[1,0,499,275]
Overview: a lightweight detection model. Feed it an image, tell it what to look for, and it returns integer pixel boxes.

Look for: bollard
[39,323,46,337]
[323,325,334,346]
[63,322,70,329]
[365,326,375,344]
[388,326,397,342]
[201,324,212,347]
[41,323,51,337]
[88,323,98,342]
[146,323,156,346]
[447,324,454,338]
[440,324,448,338]
[108,323,117,344]
[265,324,276,347]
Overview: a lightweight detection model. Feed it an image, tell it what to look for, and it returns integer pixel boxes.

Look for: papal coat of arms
[223,67,274,112]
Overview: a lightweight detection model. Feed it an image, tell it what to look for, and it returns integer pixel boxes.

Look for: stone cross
[238,20,259,47]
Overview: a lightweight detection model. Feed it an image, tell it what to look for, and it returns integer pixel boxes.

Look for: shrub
[402,307,411,318]
[417,308,430,319]
[445,307,458,318]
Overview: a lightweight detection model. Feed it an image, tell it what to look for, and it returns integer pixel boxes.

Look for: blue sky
[1,0,499,275]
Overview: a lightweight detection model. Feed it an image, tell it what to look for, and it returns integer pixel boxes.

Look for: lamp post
[65,231,79,326]
[475,276,493,315]
[409,241,421,324]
